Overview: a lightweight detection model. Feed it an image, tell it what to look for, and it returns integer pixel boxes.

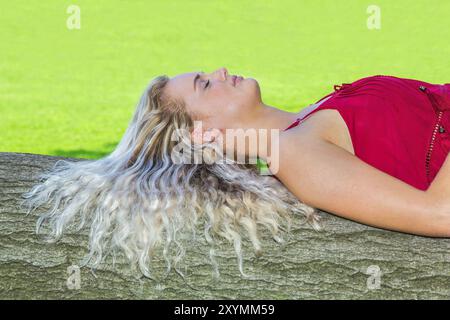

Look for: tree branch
[1,152,449,299]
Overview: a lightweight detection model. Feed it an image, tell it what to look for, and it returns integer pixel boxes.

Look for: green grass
[1,0,449,159]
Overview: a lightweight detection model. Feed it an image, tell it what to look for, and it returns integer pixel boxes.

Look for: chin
[244,77,258,86]
[244,78,262,101]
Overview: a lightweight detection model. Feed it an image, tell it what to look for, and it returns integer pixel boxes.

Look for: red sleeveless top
[283,75,450,191]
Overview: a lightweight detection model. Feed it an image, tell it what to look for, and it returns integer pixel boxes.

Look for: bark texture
[0,152,449,299]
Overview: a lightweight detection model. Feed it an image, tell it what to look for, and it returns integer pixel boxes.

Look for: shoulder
[283,109,355,156]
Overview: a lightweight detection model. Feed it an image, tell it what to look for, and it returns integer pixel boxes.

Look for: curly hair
[20,75,322,281]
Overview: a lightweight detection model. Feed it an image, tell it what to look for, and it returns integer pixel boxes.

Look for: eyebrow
[193,71,204,91]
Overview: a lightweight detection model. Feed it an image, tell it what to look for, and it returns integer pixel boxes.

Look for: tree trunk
[0,152,449,299]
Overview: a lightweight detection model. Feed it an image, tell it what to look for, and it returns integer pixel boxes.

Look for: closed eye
[204,79,210,89]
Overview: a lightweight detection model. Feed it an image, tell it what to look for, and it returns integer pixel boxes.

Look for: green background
[1,0,449,159]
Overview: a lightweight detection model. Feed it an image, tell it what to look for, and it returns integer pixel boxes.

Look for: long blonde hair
[20,75,322,280]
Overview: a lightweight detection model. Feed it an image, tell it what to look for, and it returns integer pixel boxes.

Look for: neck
[226,102,302,164]
[246,102,301,132]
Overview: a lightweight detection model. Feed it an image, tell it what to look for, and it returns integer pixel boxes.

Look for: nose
[214,67,228,80]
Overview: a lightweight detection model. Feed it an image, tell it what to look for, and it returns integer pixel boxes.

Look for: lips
[232,75,244,86]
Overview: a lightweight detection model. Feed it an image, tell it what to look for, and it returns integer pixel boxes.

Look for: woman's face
[164,67,263,130]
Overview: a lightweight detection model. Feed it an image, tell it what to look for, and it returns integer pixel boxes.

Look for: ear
[190,126,224,144]
[203,128,223,143]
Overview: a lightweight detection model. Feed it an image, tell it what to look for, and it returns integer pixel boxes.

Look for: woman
[21,68,450,279]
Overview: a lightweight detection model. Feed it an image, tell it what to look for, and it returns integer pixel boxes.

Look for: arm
[426,154,450,205]
[269,128,450,237]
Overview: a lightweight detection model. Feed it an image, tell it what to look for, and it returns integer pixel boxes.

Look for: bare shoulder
[287,109,355,156]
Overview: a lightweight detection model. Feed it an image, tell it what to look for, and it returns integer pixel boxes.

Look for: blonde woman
[21,67,450,279]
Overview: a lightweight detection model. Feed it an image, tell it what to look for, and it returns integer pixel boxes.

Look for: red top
[283,75,450,191]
